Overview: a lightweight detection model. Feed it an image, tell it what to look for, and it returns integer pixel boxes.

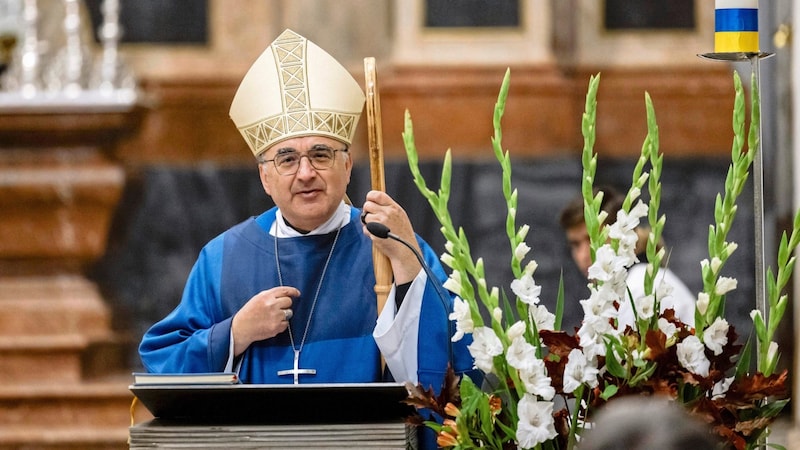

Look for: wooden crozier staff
[363,57,393,317]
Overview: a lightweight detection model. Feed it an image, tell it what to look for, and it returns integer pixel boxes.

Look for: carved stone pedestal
[0,94,144,449]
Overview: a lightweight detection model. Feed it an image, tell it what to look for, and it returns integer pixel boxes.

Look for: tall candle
[715,0,759,53]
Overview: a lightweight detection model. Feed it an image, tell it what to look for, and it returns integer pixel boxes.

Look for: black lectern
[129,383,418,448]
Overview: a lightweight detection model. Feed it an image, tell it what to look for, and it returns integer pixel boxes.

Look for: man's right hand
[231,286,300,356]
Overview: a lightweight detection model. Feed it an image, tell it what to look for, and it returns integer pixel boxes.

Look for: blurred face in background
[565,222,592,278]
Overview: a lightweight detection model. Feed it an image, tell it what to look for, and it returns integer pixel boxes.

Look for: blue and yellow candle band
[715,0,759,53]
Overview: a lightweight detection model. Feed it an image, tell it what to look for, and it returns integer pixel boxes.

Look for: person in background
[558,185,696,328]
[579,396,721,449]
[138,29,475,448]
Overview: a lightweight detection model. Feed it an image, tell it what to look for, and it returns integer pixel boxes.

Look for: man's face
[565,222,592,278]
[258,136,352,232]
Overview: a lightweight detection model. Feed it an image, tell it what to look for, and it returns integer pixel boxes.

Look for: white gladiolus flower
[658,318,677,338]
[518,358,555,400]
[562,349,600,393]
[713,376,734,399]
[655,279,674,300]
[511,273,542,305]
[443,271,462,295]
[580,283,618,319]
[677,335,710,377]
[610,201,648,237]
[634,294,656,320]
[715,276,738,296]
[506,336,537,370]
[588,244,628,283]
[468,327,503,373]
[448,296,474,342]
[516,395,557,448]
[531,304,555,331]
[578,315,615,360]
[703,317,729,355]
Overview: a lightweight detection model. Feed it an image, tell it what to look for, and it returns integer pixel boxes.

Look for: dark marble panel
[85,0,209,44]
[425,0,520,28]
[605,0,695,30]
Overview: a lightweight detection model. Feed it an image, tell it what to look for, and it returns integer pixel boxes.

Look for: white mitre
[229,29,366,157]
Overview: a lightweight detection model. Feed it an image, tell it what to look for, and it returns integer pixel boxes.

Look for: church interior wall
[0,1,793,446]
[101,0,737,168]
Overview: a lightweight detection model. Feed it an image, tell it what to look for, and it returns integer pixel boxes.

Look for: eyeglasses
[260,145,348,176]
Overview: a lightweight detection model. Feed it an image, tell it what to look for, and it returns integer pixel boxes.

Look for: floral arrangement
[401,69,792,449]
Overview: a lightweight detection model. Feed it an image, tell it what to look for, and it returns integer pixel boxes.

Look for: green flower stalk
[579,78,665,390]
[581,74,604,256]
[696,71,756,337]
[755,207,800,375]
[404,69,543,446]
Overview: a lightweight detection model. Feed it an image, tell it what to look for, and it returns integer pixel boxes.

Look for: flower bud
[711,257,723,274]
[767,341,779,362]
[514,242,531,261]
[723,242,738,257]
[524,260,538,276]
[493,307,503,322]
[715,277,738,295]
[440,253,455,268]
[444,272,462,295]
[444,402,461,417]
[507,320,526,340]
[516,224,530,241]
[697,292,710,315]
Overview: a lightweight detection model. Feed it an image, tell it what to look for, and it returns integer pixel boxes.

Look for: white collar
[271,202,351,237]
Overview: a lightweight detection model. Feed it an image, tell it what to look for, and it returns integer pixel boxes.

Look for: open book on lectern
[130,376,415,424]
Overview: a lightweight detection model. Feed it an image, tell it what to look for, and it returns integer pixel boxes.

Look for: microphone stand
[365,221,455,367]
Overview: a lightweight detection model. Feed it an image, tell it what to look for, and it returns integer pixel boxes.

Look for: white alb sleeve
[373,269,426,384]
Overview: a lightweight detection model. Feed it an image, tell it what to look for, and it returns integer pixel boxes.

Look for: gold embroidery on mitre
[238,29,359,155]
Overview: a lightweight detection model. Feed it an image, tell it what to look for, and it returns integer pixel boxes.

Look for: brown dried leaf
[725,370,789,404]
[644,329,667,360]
[539,330,579,359]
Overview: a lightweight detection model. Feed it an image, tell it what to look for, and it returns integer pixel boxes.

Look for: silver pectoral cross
[277,349,316,384]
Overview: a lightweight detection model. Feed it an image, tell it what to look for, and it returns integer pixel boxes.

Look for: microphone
[365,221,391,239]
[365,221,454,365]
